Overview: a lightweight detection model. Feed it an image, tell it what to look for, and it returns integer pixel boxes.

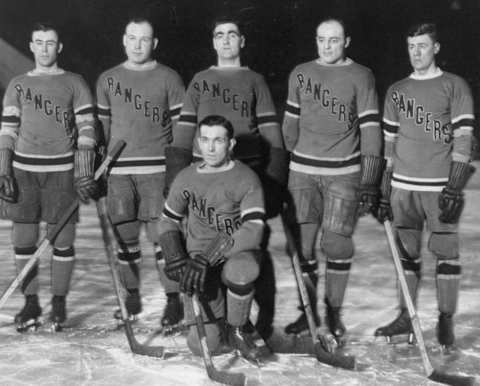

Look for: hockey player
[374,23,475,349]
[282,18,383,343]
[0,22,97,331]
[159,115,266,362]
[96,18,185,330]
[165,17,287,340]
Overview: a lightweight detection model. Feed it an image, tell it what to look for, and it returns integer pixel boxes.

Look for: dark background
[1,0,480,144]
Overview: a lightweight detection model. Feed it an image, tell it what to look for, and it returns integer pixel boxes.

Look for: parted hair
[198,115,235,139]
[407,22,438,43]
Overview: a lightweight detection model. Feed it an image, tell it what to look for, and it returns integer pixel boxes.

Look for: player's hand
[0,175,17,203]
[164,254,187,282]
[438,187,464,224]
[74,176,98,203]
[357,184,379,216]
[375,198,393,223]
[180,254,209,296]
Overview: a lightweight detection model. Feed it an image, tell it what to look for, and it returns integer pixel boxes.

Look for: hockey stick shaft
[281,211,355,370]
[190,294,246,386]
[0,140,126,311]
[96,195,166,358]
[384,220,475,386]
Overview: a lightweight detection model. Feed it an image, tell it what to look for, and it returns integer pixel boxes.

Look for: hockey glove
[159,231,188,282]
[180,254,209,296]
[204,232,234,266]
[0,148,17,203]
[74,148,98,203]
[375,167,393,223]
[439,161,475,223]
[164,146,193,198]
[357,155,384,216]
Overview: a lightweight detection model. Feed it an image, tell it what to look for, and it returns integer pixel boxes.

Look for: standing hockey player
[165,17,287,340]
[96,18,185,330]
[0,22,97,331]
[159,115,266,362]
[374,22,475,349]
[282,18,383,343]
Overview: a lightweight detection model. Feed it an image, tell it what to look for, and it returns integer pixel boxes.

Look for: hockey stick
[96,195,168,358]
[0,140,126,312]
[384,220,475,386]
[189,294,246,386]
[281,211,356,370]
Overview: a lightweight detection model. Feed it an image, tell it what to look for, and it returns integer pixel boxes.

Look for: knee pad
[145,221,160,244]
[396,227,422,260]
[289,183,321,223]
[12,223,39,247]
[428,232,459,259]
[115,221,141,247]
[323,194,357,236]
[221,251,260,294]
[51,223,76,249]
[320,230,353,260]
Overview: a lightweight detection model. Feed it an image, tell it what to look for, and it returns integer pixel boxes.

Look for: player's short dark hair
[31,22,60,40]
[407,22,438,43]
[125,17,156,36]
[198,115,235,139]
[211,16,244,36]
[317,17,349,38]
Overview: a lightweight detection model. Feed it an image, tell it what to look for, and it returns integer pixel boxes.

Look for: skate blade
[49,322,64,332]
[115,314,138,328]
[234,349,265,368]
[377,332,415,345]
[160,323,186,337]
[439,343,457,355]
[16,319,41,333]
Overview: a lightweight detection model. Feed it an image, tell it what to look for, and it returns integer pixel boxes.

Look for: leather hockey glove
[0,148,17,203]
[357,155,384,216]
[159,230,188,282]
[164,146,193,198]
[180,254,209,296]
[74,147,98,203]
[439,161,475,224]
[264,147,290,218]
[375,167,393,223]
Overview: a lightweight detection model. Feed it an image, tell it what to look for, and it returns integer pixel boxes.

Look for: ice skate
[325,300,346,345]
[50,295,66,332]
[229,325,264,366]
[437,312,455,351]
[284,309,320,335]
[374,308,415,344]
[114,289,142,323]
[15,294,42,333]
[160,293,184,335]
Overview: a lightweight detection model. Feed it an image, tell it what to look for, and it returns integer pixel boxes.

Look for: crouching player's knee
[221,250,260,292]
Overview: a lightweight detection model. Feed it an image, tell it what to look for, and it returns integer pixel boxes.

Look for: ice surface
[0,163,479,385]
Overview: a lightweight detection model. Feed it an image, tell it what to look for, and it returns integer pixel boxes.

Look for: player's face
[29,30,62,69]
[316,21,350,65]
[198,124,235,168]
[123,22,158,65]
[212,23,245,61]
[407,34,439,73]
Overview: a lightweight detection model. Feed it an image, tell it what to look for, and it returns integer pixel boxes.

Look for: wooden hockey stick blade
[384,221,475,386]
[428,370,476,386]
[123,319,167,358]
[281,211,356,370]
[96,196,168,358]
[313,341,356,370]
[191,295,246,386]
[0,141,125,311]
